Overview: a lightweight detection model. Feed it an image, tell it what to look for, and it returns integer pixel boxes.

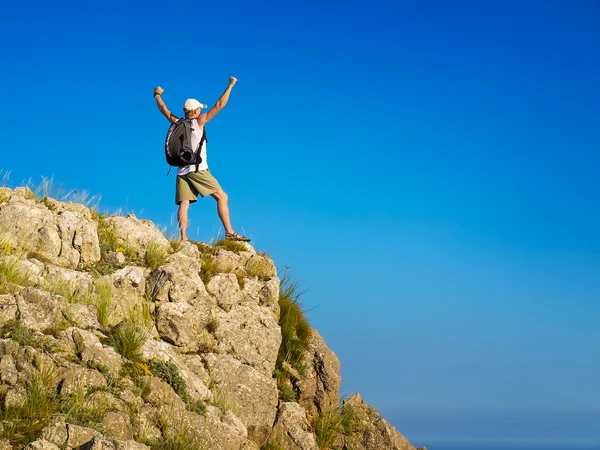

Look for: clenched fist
[154,86,164,96]
[229,77,238,87]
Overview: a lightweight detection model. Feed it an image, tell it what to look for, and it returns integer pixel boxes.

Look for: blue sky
[1,0,599,446]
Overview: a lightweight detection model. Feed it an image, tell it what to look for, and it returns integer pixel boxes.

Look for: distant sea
[426,444,599,450]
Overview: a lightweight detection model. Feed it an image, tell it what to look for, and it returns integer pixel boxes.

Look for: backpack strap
[195,126,207,172]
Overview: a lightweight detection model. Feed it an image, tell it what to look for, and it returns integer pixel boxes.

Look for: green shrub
[12,325,37,348]
[147,359,188,401]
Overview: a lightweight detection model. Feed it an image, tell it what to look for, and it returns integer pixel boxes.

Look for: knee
[214,191,228,203]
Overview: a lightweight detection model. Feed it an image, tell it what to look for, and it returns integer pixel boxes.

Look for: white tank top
[177,118,208,176]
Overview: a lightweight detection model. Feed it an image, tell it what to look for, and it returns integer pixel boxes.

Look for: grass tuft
[94,279,113,327]
[144,242,168,271]
[204,317,219,334]
[199,257,218,284]
[312,404,358,449]
[0,256,35,294]
[272,270,312,401]
[213,239,247,253]
[109,319,148,361]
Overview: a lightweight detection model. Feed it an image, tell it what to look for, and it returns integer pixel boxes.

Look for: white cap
[183,98,207,111]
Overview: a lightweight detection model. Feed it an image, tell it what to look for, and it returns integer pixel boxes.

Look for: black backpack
[164,118,207,172]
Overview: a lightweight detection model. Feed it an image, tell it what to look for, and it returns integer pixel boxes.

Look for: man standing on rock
[153,77,250,242]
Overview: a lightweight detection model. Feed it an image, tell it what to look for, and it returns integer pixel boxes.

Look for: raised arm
[154,86,179,123]
[200,77,237,124]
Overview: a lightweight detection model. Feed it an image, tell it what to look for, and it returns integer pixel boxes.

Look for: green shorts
[175,170,223,204]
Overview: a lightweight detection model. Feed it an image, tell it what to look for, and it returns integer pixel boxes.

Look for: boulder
[202,353,278,443]
[23,440,61,450]
[102,215,170,258]
[15,287,67,332]
[71,328,122,376]
[57,366,107,395]
[271,402,318,450]
[296,329,342,415]
[103,411,134,440]
[214,303,281,374]
[0,294,18,329]
[340,393,417,450]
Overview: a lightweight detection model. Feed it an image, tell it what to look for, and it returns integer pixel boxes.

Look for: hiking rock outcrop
[0,185,420,450]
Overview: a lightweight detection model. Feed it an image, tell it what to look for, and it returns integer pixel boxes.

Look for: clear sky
[1,0,599,446]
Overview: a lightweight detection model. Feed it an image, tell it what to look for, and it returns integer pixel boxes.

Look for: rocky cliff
[0,186,423,450]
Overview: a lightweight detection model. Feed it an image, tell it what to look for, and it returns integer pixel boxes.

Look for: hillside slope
[0,186,423,450]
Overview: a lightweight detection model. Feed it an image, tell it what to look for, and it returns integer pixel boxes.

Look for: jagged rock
[103,411,133,440]
[57,366,107,395]
[65,423,100,447]
[241,440,261,450]
[71,328,122,376]
[102,266,150,325]
[240,277,262,304]
[214,303,281,373]
[259,276,280,315]
[42,416,68,446]
[271,402,318,450]
[105,251,126,265]
[3,386,27,409]
[245,254,277,279]
[0,340,19,360]
[87,389,128,413]
[133,404,161,442]
[0,186,419,450]
[110,266,147,293]
[141,376,186,411]
[66,303,102,331]
[0,354,19,385]
[206,273,243,309]
[174,240,200,258]
[149,263,211,306]
[155,301,205,351]
[102,215,170,258]
[296,329,342,415]
[44,264,94,292]
[165,406,248,450]
[214,249,251,272]
[0,294,18,329]
[15,287,67,332]
[202,353,278,443]
[0,193,100,269]
[140,337,178,361]
[80,436,149,450]
[341,393,417,450]
[23,440,60,450]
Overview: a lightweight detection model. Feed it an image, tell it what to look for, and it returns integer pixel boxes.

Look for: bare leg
[211,190,234,235]
[178,200,190,240]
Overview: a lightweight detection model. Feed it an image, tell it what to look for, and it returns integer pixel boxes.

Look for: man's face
[185,108,201,118]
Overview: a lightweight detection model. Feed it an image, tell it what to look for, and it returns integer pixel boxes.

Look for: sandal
[226,232,251,242]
